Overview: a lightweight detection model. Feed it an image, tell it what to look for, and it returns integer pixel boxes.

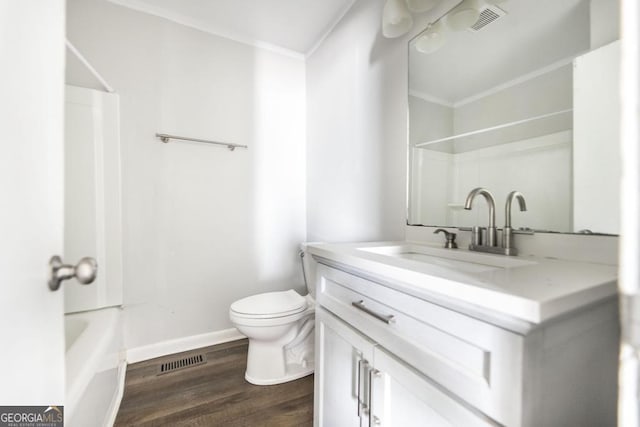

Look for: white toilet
[229,246,316,385]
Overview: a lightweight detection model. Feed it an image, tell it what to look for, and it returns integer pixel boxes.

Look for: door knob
[48,255,98,291]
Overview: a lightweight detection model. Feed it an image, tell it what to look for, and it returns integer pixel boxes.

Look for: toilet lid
[230,290,307,318]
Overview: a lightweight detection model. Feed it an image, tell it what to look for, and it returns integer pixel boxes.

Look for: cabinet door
[370,348,497,427]
[315,307,375,427]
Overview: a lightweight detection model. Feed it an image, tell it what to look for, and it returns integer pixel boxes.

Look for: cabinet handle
[357,359,369,416]
[352,300,395,324]
[369,369,381,427]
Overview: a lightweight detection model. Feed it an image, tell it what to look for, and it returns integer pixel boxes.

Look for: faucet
[464,187,497,247]
[463,188,529,256]
[503,191,527,255]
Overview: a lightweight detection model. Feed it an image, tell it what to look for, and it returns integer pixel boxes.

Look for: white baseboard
[126,328,245,364]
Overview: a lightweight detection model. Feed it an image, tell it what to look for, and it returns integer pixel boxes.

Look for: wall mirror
[407,0,620,235]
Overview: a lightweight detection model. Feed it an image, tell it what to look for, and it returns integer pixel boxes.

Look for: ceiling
[107,0,357,57]
[409,0,591,104]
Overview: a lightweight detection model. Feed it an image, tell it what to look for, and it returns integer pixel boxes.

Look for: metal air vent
[158,353,207,375]
[468,5,507,32]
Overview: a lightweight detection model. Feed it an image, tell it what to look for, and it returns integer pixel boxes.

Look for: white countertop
[307,241,618,325]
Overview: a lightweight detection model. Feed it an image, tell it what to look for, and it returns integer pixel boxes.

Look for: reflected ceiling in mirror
[407,0,620,235]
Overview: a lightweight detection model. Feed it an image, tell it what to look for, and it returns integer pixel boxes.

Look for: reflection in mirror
[408,0,620,235]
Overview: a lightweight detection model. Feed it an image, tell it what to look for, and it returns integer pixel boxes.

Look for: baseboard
[104,359,127,427]
[126,328,245,364]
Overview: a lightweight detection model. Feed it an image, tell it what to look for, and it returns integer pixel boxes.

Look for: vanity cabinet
[313,262,618,427]
[315,307,492,427]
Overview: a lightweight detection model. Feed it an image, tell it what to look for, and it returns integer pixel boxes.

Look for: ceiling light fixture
[382,0,414,38]
[445,0,481,31]
[406,0,439,13]
[382,0,503,41]
[414,0,508,55]
[414,20,447,54]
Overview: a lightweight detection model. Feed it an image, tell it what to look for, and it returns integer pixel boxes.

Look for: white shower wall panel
[450,131,572,231]
[64,85,123,314]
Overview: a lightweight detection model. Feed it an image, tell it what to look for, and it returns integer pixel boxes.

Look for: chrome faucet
[463,188,528,256]
[464,187,497,247]
[503,191,527,255]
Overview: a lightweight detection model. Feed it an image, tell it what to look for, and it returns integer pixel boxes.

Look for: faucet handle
[434,229,458,249]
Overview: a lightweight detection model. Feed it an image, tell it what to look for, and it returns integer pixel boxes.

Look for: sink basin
[358,244,536,273]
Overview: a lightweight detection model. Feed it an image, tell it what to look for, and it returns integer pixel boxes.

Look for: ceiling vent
[468,5,507,32]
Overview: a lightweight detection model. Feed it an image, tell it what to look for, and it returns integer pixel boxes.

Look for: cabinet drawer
[316,264,523,427]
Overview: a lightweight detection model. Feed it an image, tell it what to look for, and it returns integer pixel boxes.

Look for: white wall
[306,0,418,243]
[590,0,620,49]
[67,0,306,350]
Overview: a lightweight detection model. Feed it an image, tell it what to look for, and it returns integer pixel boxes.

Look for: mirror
[408,0,620,235]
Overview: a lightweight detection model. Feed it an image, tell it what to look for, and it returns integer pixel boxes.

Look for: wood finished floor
[114,339,314,426]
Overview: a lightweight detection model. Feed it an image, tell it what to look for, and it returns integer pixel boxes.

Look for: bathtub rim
[65,306,124,424]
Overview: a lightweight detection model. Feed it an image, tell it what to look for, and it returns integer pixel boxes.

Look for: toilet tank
[300,243,318,298]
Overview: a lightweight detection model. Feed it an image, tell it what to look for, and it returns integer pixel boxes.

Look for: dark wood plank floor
[115,339,314,426]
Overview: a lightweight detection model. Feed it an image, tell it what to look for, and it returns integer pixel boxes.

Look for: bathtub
[65,307,125,426]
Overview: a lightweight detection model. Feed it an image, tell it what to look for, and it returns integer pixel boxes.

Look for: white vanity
[309,241,618,427]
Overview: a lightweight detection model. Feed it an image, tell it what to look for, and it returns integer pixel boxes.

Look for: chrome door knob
[48,255,98,291]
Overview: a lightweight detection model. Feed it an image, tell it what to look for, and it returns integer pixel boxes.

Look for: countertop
[307,241,618,324]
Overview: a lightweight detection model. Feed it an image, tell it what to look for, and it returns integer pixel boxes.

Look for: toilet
[229,245,316,385]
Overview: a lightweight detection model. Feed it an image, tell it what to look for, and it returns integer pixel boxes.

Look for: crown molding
[107,0,306,60]
[409,89,454,107]
[305,0,358,59]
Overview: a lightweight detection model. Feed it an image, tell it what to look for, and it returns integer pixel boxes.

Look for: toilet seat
[230,289,307,319]
[230,305,313,328]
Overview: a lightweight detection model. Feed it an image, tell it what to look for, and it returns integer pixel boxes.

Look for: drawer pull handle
[352,300,395,324]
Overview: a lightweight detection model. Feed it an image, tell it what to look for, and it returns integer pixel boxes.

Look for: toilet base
[237,309,315,386]
[245,363,314,385]
[243,320,315,385]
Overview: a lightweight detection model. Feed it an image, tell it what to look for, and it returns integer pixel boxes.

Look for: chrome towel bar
[156,133,248,151]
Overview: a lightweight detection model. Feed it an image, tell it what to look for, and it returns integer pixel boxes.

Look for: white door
[0,0,66,406]
[315,307,375,427]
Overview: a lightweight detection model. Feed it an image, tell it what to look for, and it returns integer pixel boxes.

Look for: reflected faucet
[464,187,497,246]
[503,191,527,254]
